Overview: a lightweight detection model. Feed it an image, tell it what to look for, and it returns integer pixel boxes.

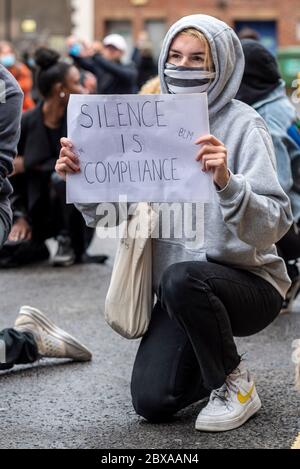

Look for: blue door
[235,20,277,56]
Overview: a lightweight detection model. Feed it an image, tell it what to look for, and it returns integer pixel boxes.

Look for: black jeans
[131,261,283,423]
[0,329,38,370]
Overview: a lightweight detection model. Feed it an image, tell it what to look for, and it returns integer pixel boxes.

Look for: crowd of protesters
[0,32,158,269]
[1,29,300,308]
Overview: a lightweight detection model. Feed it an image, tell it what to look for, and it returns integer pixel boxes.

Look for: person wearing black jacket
[69,34,137,95]
[9,47,98,267]
[1,47,108,268]
[3,48,81,266]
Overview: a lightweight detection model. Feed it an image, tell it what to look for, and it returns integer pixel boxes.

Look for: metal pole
[4,0,12,41]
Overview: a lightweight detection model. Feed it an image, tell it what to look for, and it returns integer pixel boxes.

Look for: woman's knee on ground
[131,375,179,423]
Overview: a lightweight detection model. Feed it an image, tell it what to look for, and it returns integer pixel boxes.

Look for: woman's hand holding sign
[56,138,80,181]
[195,134,230,190]
[57,133,230,193]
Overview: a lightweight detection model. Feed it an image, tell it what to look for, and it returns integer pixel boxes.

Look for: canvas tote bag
[105,203,158,339]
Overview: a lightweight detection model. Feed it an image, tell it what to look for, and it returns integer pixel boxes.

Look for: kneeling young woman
[56,15,292,432]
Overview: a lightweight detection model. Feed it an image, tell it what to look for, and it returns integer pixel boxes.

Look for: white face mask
[164,63,215,94]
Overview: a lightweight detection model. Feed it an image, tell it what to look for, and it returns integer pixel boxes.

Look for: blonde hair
[179,28,214,72]
[139,76,161,95]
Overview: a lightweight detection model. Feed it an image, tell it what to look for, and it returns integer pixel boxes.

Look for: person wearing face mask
[0,41,35,112]
[56,15,293,432]
[69,34,137,95]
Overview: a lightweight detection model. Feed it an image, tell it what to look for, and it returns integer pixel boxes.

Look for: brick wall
[0,0,72,41]
[94,0,300,47]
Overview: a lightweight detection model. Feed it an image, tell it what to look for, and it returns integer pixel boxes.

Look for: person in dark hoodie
[236,39,300,312]
[0,66,91,368]
[57,15,293,432]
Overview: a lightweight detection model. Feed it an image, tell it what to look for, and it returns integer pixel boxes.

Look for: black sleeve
[71,55,99,76]
[93,54,138,84]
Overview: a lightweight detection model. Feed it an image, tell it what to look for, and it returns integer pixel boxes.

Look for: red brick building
[0,0,72,44]
[94,0,300,57]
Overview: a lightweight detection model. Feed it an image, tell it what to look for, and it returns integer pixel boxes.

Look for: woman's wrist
[214,170,230,191]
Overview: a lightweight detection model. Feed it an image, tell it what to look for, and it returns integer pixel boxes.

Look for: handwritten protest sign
[67,94,214,203]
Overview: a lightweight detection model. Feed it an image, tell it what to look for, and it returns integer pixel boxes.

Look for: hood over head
[159,14,245,117]
[236,39,281,106]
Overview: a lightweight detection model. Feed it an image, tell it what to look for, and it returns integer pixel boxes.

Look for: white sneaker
[52,236,76,267]
[15,306,92,362]
[195,363,261,432]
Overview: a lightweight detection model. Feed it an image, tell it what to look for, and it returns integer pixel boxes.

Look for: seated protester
[16,47,107,267]
[57,15,293,432]
[0,172,50,268]
[69,34,137,95]
[236,39,300,311]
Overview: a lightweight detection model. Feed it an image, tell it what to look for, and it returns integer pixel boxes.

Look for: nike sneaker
[195,362,261,432]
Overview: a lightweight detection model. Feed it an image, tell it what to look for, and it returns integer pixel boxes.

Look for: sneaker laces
[208,371,243,411]
[208,384,233,411]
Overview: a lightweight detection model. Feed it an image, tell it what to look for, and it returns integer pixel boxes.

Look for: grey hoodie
[76,15,293,298]
[0,65,23,233]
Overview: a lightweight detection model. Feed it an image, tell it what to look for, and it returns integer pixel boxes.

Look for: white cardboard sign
[67,94,214,203]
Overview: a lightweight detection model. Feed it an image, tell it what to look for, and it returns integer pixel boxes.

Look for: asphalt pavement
[0,238,300,449]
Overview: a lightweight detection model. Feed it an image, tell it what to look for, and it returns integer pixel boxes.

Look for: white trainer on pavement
[14,306,92,362]
[195,363,261,432]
